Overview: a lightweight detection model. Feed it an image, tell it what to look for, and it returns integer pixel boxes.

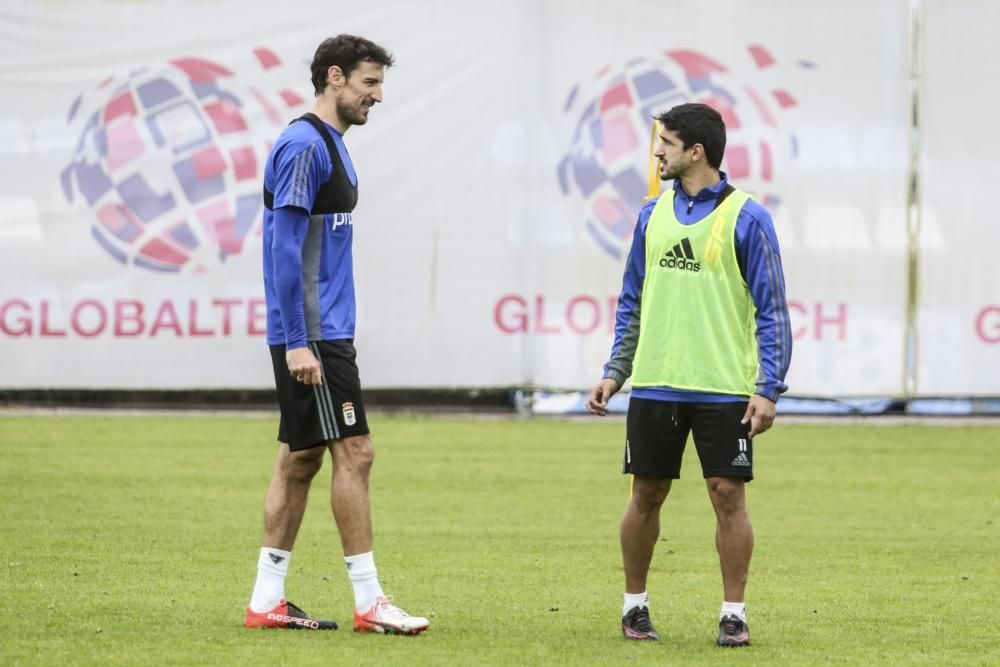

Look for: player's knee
[632,478,670,512]
[282,449,324,482]
[707,477,745,515]
[337,435,375,472]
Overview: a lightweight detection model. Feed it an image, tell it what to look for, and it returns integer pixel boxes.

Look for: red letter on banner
[150,301,183,337]
[815,303,847,341]
[976,305,1000,343]
[0,300,32,336]
[535,296,560,334]
[247,299,267,336]
[115,301,145,336]
[495,295,528,333]
[71,300,107,337]
[213,298,240,336]
[40,301,67,337]
[188,301,213,337]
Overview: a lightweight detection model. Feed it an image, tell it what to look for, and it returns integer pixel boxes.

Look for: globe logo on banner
[60,49,305,273]
[557,46,807,260]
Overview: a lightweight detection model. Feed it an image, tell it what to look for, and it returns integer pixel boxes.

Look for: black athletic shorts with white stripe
[624,398,754,481]
[269,340,370,450]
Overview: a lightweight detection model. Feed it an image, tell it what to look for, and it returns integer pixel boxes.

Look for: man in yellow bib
[587,103,792,648]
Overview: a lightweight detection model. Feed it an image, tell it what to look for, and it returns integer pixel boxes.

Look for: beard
[658,158,689,181]
[659,164,680,181]
[336,98,369,126]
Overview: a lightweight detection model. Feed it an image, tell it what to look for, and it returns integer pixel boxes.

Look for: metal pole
[904,0,923,399]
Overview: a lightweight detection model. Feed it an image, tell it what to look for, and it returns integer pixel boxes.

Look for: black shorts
[269,340,370,450]
[623,398,754,481]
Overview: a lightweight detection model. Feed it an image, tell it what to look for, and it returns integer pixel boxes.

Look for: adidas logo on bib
[659,237,700,272]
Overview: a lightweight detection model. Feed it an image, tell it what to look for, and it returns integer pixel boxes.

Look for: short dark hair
[310,34,395,96]
[655,103,726,170]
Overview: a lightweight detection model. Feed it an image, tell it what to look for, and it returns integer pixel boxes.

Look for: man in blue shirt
[587,103,792,647]
[245,34,428,635]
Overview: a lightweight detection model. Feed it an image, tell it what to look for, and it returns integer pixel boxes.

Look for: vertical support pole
[904,0,923,399]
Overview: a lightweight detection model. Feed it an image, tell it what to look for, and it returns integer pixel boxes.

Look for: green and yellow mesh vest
[631,187,758,395]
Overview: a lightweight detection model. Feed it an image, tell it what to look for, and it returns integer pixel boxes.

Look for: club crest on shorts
[342,402,356,426]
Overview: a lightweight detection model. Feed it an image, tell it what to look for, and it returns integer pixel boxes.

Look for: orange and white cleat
[244,599,338,630]
[353,596,429,635]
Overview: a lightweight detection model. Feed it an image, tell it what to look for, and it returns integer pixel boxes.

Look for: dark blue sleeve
[735,202,792,401]
[271,205,310,350]
[603,200,655,386]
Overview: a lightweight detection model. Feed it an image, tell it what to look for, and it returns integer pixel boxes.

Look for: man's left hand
[741,394,776,438]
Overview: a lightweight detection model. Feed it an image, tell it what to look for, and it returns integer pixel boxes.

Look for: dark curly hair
[655,103,727,170]
[310,34,395,96]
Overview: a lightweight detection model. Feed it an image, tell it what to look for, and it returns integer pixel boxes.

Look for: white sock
[249,547,291,612]
[623,591,648,615]
[345,551,385,612]
[720,601,746,622]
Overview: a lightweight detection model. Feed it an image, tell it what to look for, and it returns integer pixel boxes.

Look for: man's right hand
[287,346,322,385]
[586,378,621,416]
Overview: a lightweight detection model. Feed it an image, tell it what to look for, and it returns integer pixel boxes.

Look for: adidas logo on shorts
[731,437,750,467]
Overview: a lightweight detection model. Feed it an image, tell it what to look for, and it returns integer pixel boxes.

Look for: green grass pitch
[1,414,998,665]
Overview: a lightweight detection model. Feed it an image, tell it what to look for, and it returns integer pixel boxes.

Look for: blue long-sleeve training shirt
[262,119,359,349]
[603,173,792,402]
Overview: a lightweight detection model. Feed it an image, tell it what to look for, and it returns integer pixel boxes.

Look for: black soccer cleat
[717,614,750,647]
[621,605,660,640]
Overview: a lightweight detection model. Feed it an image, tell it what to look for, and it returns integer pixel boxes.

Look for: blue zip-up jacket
[603,173,792,402]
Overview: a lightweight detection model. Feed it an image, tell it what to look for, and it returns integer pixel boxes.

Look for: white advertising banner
[532,0,912,396]
[0,0,924,395]
[916,0,1000,396]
